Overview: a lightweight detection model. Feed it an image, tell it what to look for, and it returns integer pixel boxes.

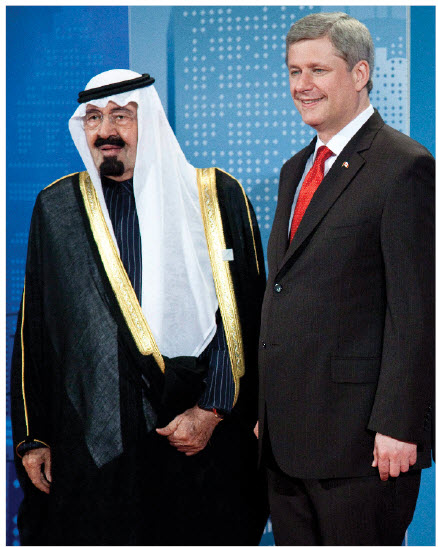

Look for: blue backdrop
[6,6,435,546]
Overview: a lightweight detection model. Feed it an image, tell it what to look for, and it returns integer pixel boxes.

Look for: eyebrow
[85,106,135,114]
[85,107,101,114]
[110,106,134,113]
[288,62,331,70]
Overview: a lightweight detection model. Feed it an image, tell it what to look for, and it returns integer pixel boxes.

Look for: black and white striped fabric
[102,176,142,303]
[198,313,234,413]
[101,176,234,413]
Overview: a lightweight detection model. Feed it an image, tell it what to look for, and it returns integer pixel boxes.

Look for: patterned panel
[173,5,408,258]
[6,7,130,545]
[6,461,24,547]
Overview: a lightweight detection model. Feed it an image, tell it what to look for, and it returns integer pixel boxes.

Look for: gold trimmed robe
[11,168,267,546]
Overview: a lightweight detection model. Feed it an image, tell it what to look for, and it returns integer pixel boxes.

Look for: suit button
[262,342,266,349]
[274,283,282,293]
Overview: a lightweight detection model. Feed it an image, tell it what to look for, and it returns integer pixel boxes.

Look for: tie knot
[314,145,333,166]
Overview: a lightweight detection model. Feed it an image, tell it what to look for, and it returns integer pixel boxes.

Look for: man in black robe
[11,69,267,546]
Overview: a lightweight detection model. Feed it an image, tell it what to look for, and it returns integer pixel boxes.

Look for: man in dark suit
[258,12,434,545]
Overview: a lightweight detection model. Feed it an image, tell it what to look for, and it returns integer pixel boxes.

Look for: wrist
[16,438,50,458]
[197,405,225,421]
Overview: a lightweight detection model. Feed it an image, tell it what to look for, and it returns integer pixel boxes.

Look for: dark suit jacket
[259,111,434,479]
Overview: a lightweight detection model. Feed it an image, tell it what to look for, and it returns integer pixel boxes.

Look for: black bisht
[11,169,268,545]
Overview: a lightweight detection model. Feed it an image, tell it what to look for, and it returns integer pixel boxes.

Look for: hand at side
[372,432,417,481]
[22,447,52,494]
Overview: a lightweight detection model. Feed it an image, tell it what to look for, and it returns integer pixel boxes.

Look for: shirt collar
[313,104,375,160]
[101,175,135,195]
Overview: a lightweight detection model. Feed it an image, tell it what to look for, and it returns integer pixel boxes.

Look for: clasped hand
[156,405,220,456]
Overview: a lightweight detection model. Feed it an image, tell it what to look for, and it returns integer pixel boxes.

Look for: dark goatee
[99,157,125,178]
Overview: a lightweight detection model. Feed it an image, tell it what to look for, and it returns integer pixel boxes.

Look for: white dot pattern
[173,6,409,250]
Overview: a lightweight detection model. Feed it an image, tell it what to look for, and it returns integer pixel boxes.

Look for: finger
[156,419,179,437]
[254,421,259,439]
[34,479,50,494]
[170,442,191,450]
[400,449,414,472]
[44,452,52,483]
[156,426,173,436]
[371,443,378,467]
[168,434,190,444]
[171,440,196,450]
[409,450,417,467]
[26,468,50,494]
[169,425,194,443]
[183,442,206,453]
[23,461,42,484]
[400,459,410,473]
[184,449,201,456]
[169,438,191,445]
[40,474,51,491]
[389,458,401,478]
[378,458,390,481]
[175,441,203,453]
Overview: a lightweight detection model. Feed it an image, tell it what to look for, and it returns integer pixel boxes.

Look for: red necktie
[289,145,333,242]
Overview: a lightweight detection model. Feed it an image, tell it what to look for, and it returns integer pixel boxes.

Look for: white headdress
[69,69,217,357]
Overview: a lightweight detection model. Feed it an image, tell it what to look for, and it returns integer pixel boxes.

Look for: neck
[104,174,134,182]
[318,95,371,143]
[101,174,133,185]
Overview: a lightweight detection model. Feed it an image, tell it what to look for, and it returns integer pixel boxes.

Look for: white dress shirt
[288,104,375,233]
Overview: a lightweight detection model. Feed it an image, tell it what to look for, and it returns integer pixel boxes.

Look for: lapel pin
[342,161,349,168]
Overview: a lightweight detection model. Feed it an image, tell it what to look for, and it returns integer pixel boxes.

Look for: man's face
[84,101,138,181]
[287,36,368,142]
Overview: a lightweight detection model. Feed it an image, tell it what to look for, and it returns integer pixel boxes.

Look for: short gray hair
[286,12,374,93]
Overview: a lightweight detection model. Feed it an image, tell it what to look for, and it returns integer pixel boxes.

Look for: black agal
[78,73,155,103]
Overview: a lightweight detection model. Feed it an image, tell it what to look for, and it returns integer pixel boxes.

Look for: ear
[352,60,370,92]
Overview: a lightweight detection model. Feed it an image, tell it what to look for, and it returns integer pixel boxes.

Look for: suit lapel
[272,140,315,269]
[277,111,385,274]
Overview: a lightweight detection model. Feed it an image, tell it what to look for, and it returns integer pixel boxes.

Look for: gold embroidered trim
[44,172,80,190]
[20,283,29,436]
[215,167,260,275]
[33,438,50,448]
[79,172,165,373]
[16,441,24,458]
[197,168,244,406]
[15,439,51,459]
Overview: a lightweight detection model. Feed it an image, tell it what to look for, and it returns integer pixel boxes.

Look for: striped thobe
[102,176,234,413]
[102,176,142,303]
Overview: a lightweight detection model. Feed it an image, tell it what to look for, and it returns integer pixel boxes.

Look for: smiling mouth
[299,98,324,106]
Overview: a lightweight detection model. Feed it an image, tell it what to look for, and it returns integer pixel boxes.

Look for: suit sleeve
[11,195,52,458]
[367,152,435,444]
